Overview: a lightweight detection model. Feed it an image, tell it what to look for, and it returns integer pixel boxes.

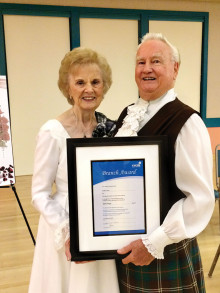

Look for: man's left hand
[117,239,155,266]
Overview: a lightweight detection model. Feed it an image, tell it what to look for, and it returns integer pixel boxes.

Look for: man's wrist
[141,226,173,259]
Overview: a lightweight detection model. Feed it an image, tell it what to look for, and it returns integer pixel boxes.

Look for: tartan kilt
[116,238,205,293]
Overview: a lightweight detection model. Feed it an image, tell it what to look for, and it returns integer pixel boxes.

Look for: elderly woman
[28,48,119,293]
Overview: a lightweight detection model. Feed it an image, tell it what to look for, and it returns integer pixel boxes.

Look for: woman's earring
[69,95,74,105]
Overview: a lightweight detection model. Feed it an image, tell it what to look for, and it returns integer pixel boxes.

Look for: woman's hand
[65,238,71,261]
[65,238,95,264]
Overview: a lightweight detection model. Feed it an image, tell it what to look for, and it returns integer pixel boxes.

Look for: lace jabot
[115,98,149,137]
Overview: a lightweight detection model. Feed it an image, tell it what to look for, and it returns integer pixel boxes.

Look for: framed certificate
[67,136,168,261]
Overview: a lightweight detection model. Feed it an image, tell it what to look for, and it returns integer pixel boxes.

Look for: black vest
[114,98,199,221]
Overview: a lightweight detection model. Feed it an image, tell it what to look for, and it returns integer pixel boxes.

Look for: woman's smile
[68,63,104,111]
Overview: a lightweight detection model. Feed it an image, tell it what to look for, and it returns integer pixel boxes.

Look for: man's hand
[117,239,155,266]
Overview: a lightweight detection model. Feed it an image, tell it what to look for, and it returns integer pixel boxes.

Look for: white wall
[1,3,213,175]
[80,18,138,119]
[149,20,202,111]
[4,15,70,175]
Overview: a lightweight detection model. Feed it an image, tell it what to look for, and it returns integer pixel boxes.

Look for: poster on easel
[0,75,15,186]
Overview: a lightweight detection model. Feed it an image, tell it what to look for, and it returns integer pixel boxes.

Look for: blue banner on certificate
[91,159,146,236]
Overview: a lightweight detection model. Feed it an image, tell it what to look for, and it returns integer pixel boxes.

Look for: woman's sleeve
[32,125,69,250]
[142,114,215,258]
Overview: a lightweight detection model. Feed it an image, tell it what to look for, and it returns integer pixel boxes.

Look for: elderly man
[115,33,214,292]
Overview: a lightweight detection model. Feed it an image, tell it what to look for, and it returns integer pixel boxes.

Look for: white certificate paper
[91,159,146,236]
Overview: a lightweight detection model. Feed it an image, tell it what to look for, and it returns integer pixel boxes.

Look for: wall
[0,0,220,169]
[0,0,219,117]
[208,128,220,152]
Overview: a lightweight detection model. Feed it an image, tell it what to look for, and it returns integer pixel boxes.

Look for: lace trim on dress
[54,218,70,251]
[142,237,164,260]
[115,100,149,137]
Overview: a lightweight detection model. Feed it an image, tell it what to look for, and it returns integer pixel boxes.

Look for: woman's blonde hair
[58,47,112,105]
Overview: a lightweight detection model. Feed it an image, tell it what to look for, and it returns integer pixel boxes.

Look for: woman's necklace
[71,109,97,138]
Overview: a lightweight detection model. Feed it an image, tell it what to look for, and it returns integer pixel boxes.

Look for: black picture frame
[67,136,168,261]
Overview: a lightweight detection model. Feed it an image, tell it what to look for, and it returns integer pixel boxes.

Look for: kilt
[116,238,205,293]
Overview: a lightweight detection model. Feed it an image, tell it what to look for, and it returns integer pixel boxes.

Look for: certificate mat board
[67,136,168,261]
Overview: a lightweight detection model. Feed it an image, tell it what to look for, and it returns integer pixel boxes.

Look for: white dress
[28,119,119,293]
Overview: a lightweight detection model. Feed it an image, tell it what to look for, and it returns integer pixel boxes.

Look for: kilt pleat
[116,238,205,293]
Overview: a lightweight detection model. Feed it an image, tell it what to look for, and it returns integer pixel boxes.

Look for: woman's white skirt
[28,216,120,293]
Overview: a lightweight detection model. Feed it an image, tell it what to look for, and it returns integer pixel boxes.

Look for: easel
[1,184,36,245]
[208,244,220,278]
[0,76,35,244]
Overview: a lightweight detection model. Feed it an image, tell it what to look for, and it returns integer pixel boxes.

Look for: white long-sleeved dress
[28,119,120,293]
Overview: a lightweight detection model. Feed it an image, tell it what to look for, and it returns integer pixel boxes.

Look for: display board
[0,75,15,186]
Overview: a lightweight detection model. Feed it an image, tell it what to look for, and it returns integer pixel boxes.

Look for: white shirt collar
[138,88,176,108]
[138,89,177,129]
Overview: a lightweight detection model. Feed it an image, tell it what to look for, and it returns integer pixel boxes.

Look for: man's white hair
[139,32,181,65]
